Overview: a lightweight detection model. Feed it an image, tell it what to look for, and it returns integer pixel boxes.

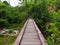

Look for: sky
[1,0,22,7]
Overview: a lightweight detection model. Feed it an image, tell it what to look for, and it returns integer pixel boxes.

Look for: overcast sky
[1,0,22,7]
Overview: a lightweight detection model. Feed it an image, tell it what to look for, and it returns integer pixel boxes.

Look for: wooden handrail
[33,19,48,45]
[13,19,28,45]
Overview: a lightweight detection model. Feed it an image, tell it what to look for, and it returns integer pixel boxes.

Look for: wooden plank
[13,19,28,45]
[20,18,41,45]
[13,18,48,45]
[33,19,48,45]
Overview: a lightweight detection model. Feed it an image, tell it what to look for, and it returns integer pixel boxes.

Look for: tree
[3,1,9,5]
[55,0,60,10]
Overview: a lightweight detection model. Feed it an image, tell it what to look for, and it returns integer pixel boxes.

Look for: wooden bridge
[13,18,48,45]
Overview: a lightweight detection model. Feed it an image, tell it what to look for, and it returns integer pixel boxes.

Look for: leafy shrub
[0,19,9,28]
[0,33,3,37]
[0,2,28,29]
[8,29,14,34]
[24,0,60,45]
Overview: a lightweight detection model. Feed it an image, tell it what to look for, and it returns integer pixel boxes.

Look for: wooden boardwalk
[13,18,48,45]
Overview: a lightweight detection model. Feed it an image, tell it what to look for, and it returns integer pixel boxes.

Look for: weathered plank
[33,19,48,45]
[13,19,28,45]
[13,18,48,45]
[20,18,41,45]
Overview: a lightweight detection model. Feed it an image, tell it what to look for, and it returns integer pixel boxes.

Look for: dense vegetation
[0,0,60,45]
[0,1,28,29]
[23,0,60,45]
[0,1,28,45]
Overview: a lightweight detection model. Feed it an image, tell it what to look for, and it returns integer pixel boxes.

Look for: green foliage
[0,19,8,28]
[23,0,60,45]
[47,37,54,45]
[8,29,14,34]
[3,1,9,5]
[0,33,3,37]
[0,0,60,45]
[0,35,17,45]
[55,0,60,10]
[0,1,28,45]
[0,2,28,29]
